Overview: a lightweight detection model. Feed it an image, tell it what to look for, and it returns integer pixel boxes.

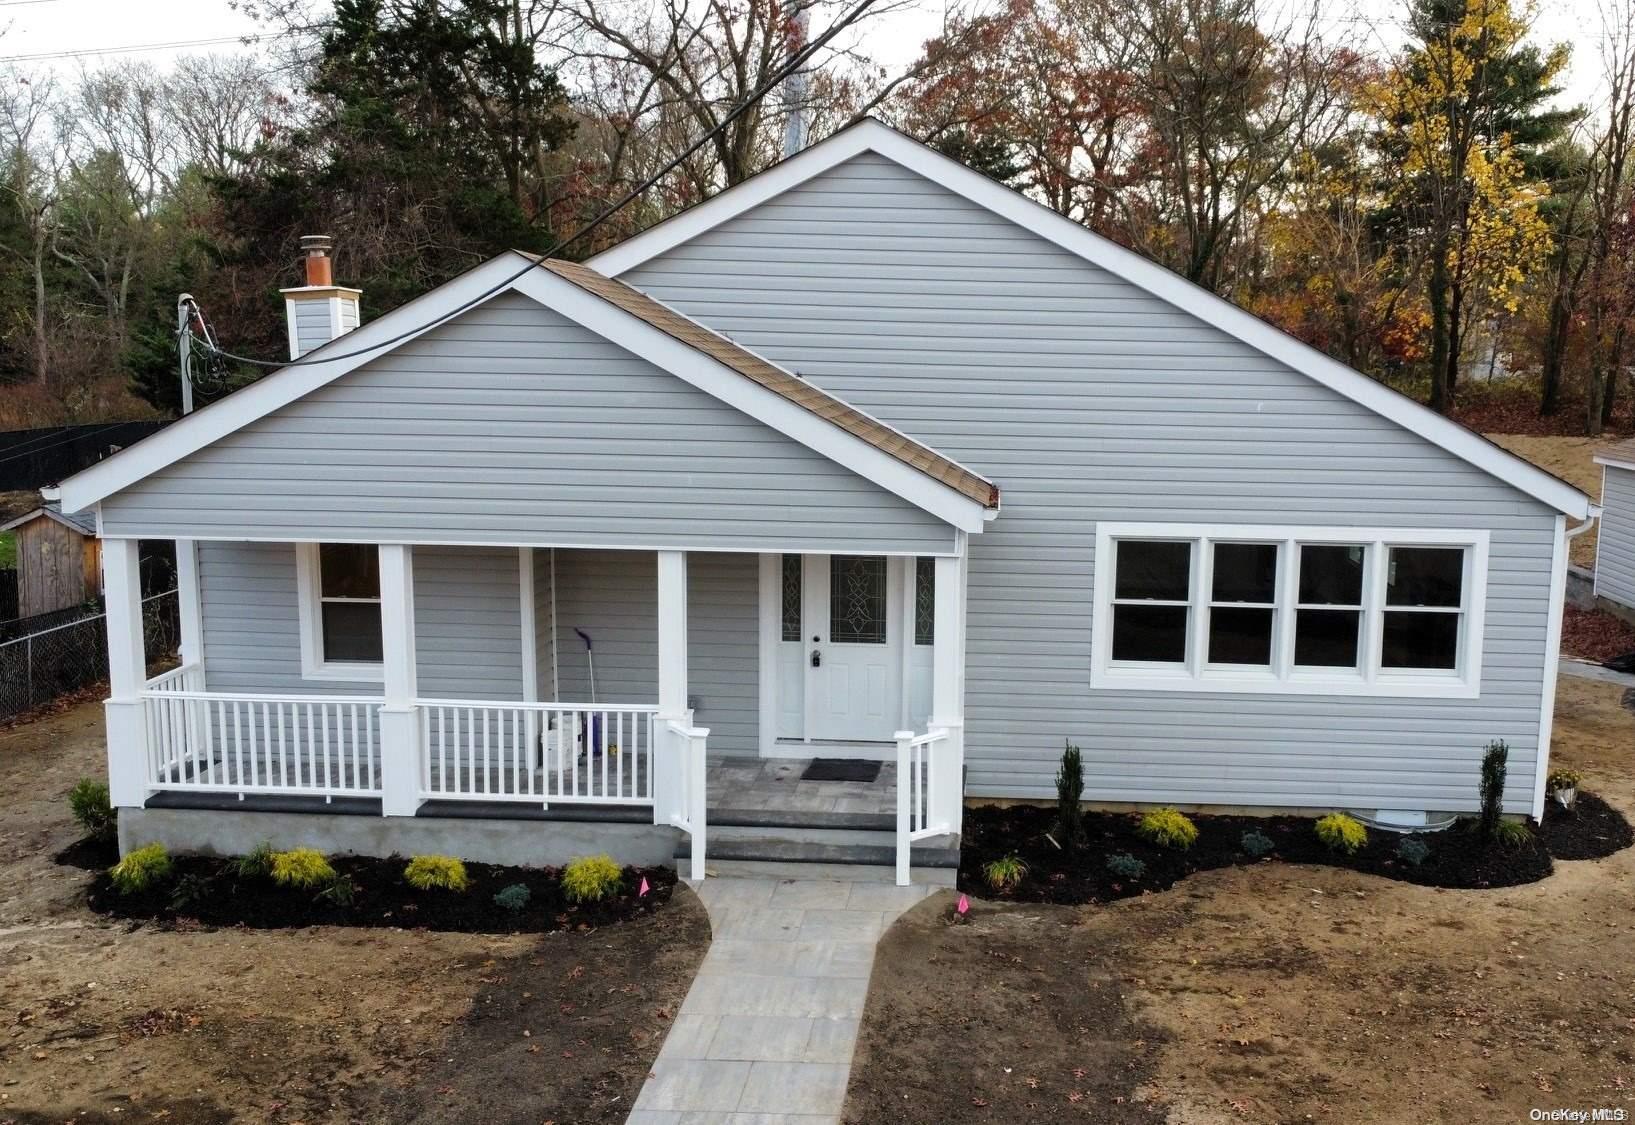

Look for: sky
[0,0,1618,113]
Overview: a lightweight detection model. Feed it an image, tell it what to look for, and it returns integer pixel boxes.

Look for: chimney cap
[300,233,333,256]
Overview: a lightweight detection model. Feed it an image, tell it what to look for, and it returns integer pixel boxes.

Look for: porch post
[175,539,204,668]
[657,550,688,717]
[930,540,966,834]
[377,544,421,816]
[102,537,149,808]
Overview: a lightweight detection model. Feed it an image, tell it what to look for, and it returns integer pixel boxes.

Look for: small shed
[1,500,100,618]
[1594,438,1635,621]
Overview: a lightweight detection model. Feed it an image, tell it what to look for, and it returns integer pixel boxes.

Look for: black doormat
[801,758,881,783]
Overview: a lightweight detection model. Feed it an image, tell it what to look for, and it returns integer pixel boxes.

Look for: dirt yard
[0,703,710,1124]
[1487,433,1616,568]
[847,673,1635,1124]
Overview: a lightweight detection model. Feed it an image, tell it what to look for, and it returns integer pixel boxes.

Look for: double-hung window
[296,543,384,681]
[1092,524,1487,697]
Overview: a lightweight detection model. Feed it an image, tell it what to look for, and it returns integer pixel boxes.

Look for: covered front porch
[103,538,968,884]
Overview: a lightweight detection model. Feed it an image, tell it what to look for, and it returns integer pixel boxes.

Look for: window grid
[914,557,935,646]
[781,554,802,642]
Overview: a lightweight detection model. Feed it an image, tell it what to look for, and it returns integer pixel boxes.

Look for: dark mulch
[960,804,1557,905]
[843,893,1167,1124]
[84,853,676,934]
[54,833,118,871]
[1562,605,1635,664]
[1538,791,1635,860]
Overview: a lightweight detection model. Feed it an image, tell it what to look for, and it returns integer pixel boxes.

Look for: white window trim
[295,542,386,683]
[1091,523,1489,698]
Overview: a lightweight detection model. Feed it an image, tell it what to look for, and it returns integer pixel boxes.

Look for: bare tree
[0,68,61,386]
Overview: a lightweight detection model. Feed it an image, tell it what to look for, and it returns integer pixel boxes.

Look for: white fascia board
[592,119,1590,521]
[1593,452,1635,472]
[60,254,537,513]
[507,268,988,532]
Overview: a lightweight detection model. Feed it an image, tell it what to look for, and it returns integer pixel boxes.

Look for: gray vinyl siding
[198,541,522,701]
[550,548,759,754]
[101,293,954,555]
[624,150,1560,814]
[1597,466,1635,610]
[291,299,332,358]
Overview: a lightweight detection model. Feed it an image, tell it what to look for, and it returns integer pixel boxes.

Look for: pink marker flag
[957,894,969,915]
[638,877,650,897]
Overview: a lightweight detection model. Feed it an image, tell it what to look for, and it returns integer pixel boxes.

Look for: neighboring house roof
[59,253,996,533]
[1,503,96,536]
[1594,438,1635,471]
[591,117,1593,521]
[537,258,998,508]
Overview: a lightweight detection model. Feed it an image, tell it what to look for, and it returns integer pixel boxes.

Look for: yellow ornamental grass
[1136,807,1199,851]
[561,854,623,903]
[108,843,172,895]
[1315,813,1368,856]
[405,855,469,892]
[270,847,336,889]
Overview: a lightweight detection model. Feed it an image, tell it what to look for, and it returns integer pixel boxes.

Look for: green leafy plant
[1136,808,1198,850]
[1315,813,1367,855]
[1055,741,1084,846]
[1492,819,1534,850]
[982,855,1028,892]
[168,873,214,912]
[317,875,357,907]
[108,843,172,895]
[68,779,116,843]
[1479,740,1509,843]
[270,848,335,890]
[493,883,532,912]
[1105,852,1146,880]
[561,855,623,903]
[1546,768,1582,793]
[1396,836,1431,867]
[404,855,469,892]
[232,841,276,881]
[1240,829,1276,858]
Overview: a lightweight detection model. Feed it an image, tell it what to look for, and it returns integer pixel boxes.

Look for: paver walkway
[626,873,935,1124]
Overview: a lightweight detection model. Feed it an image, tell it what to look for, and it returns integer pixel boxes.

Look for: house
[1593,438,1635,623]
[62,120,1593,886]
[2,495,101,618]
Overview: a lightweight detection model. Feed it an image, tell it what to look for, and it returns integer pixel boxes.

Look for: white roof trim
[591,119,1591,520]
[59,252,988,533]
[1593,450,1635,472]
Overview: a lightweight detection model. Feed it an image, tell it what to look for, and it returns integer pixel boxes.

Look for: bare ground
[1486,434,1614,568]
[0,702,709,1124]
[848,674,1635,1123]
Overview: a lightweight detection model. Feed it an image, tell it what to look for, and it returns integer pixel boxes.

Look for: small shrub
[1493,819,1534,850]
[1546,768,1582,793]
[983,855,1028,892]
[561,855,623,903]
[1105,852,1146,880]
[1396,835,1431,867]
[108,844,171,895]
[68,779,116,842]
[270,848,335,890]
[493,883,532,912]
[169,873,214,912]
[1315,813,1367,855]
[1478,741,1509,843]
[1136,808,1198,850]
[232,841,276,881]
[404,855,469,892]
[317,875,357,907]
[1055,741,1084,846]
[1240,829,1276,858]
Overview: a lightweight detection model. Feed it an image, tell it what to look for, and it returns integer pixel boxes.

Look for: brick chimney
[279,234,362,359]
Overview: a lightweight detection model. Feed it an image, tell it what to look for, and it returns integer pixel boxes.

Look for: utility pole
[176,294,195,415]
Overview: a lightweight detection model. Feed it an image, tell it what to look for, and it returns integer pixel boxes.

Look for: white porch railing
[660,719,709,881]
[142,668,382,799]
[416,700,659,806]
[894,725,956,886]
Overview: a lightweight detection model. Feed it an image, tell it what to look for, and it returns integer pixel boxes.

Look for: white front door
[805,554,903,742]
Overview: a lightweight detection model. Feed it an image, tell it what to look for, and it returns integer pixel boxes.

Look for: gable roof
[59,252,996,533]
[591,117,1592,521]
[1,502,96,536]
[1594,438,1635,472]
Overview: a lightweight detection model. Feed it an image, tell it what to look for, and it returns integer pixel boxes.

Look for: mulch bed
[83,854,677,934]
[959,804,1578,905]
[1562,605,1635,664]
[1538,791,1635,859]
[54,833,118,871]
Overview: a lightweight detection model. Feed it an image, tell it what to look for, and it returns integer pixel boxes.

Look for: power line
[197,0,876,371]
[0,33,271,63]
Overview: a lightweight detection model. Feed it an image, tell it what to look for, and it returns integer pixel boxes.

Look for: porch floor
[707,755,897,816]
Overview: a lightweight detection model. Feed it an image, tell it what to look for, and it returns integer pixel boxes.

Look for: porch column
[175,539,204,668]
[377,544,421,816]
[657,550,688,717]
[930,544,966,833]
[102,537,149,808]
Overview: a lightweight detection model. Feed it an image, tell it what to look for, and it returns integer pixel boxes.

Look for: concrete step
[708,808,895,832]
[678,831,960,871]
[708,822,897,848]
[698,857,960,886]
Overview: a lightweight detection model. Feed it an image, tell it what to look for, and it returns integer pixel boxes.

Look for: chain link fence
[0,590,178,721]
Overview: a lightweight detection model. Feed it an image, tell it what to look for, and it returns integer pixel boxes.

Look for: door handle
[811,649,822,668]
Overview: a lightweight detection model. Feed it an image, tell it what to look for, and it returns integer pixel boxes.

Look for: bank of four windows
[1091,524,1488,697]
